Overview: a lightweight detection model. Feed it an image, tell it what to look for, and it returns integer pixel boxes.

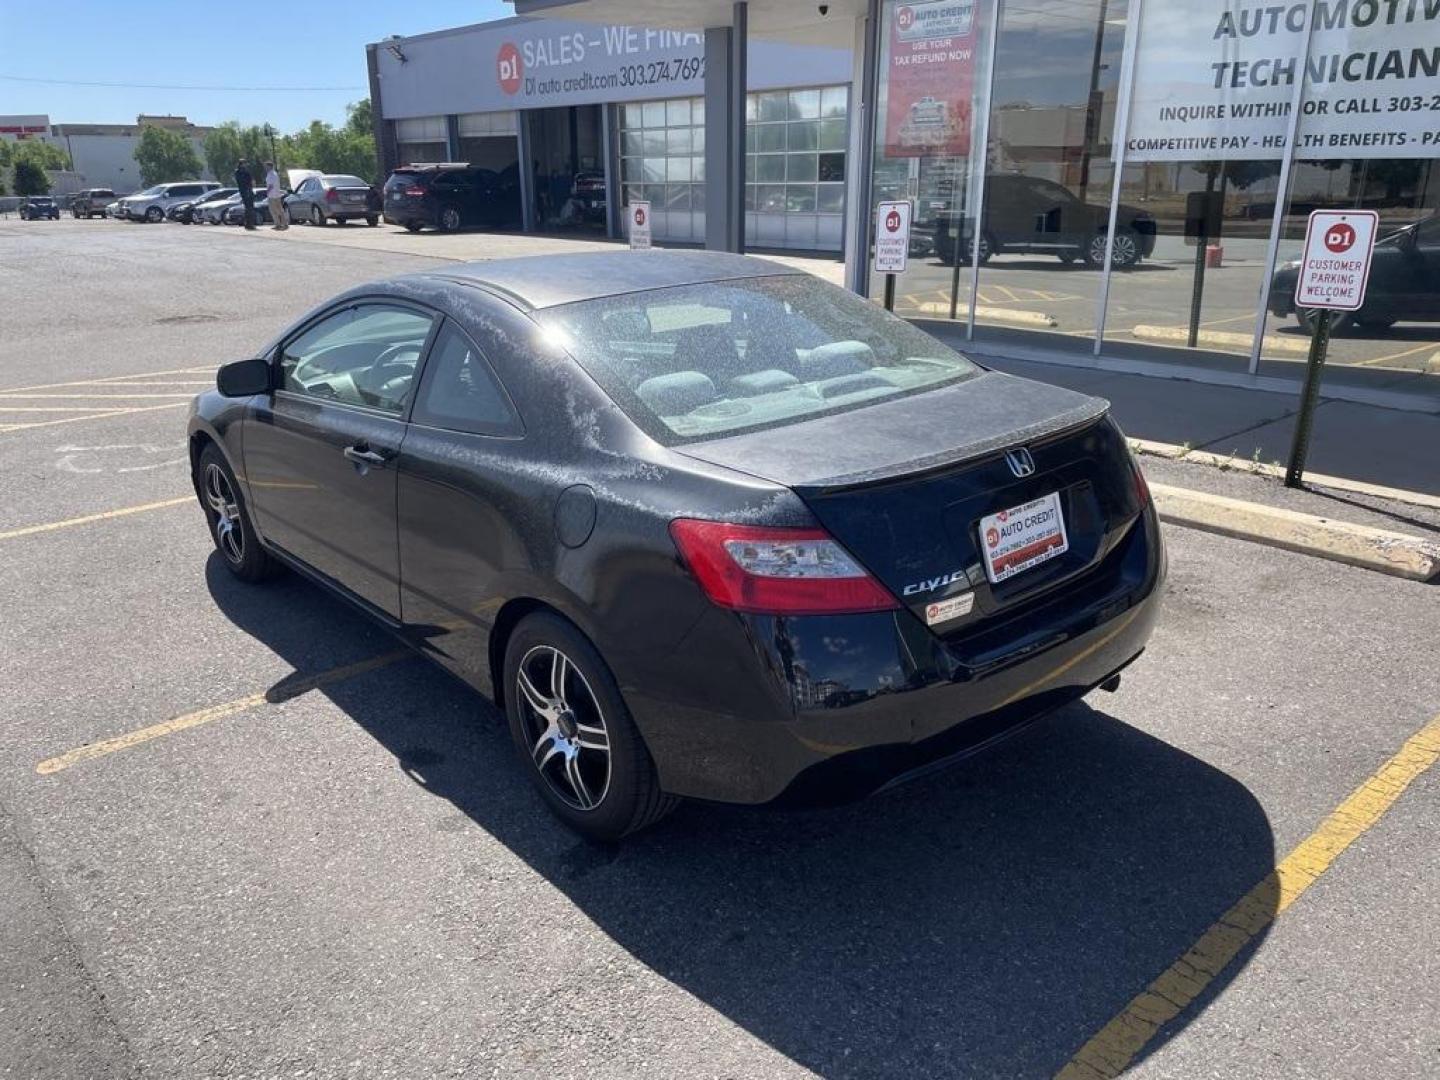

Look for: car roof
[418,251,800,311]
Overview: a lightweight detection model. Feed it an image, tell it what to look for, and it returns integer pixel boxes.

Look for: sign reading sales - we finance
[1123,0,1440,162]
[882,1,980,158]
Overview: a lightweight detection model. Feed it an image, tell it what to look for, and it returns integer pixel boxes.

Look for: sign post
[628,201,651,251]
[1285,209,1378,488]
[874,199,911,312]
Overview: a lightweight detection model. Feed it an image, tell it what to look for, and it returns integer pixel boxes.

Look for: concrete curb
[907,299,1058,328]
[1131,437,1440,511]
[1131,324,1310,354]
[1150,482,1440,582]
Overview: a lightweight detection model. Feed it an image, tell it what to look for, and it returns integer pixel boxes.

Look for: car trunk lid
[675,371,1144,634]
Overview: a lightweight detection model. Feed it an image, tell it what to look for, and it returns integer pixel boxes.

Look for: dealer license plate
[979,491,1069,584]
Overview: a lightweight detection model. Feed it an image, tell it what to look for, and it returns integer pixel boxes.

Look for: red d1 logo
[1324,223,1356,253]
[497,43,523,95]
[885,209,901,232]
[897,6,915,30]
[985,526,999,548]
[633,206,646,227]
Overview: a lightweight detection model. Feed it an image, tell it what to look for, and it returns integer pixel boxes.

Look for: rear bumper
[627,507,1165,805]
[384,206,434,228]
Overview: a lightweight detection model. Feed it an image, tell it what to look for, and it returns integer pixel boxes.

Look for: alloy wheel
[441,207,461,231]
[1092,232,1137,267]
[515,645,611,811]
[203,462,244,564]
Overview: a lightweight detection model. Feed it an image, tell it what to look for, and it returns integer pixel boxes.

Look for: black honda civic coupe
[188,251,1164,840]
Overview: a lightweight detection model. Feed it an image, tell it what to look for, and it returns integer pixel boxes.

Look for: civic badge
[1005,447,1036,478]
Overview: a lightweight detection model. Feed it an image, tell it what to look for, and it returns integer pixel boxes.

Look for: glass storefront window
[744,84,849,251]
[617,96,706,243]
[864,0,1440,401]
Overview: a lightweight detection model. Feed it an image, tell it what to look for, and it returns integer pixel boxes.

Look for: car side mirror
[216,357,273,397]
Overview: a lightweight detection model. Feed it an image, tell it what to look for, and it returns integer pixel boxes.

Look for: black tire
[366,215,379,227]
[503,612,678,841]
[438,206,462,232]
[1354,315,1395,332]
[334,217,348,226]
[404,221,423,233]
[196,444,278,583]
[937,231,992,267]
[145,206,163,223]
[308,205,325,226]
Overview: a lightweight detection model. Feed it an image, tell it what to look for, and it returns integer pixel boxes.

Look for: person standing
[264,161,288,230]
[234,158,257,230]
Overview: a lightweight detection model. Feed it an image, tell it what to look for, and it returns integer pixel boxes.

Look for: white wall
[59,133,212,193]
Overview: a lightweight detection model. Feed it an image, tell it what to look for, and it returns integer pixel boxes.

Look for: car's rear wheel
[439,206,462,232]
[145,206,163,223]
[197,445,277,583]
[405,221,423,233]
[366,215,379,227]
[503,613,677,841]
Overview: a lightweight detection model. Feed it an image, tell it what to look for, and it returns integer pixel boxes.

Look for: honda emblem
[1005,448,1036,478]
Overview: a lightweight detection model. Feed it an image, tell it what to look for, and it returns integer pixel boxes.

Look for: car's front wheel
[197,445,277,582]
[503,613,677,841]
[145,206,163,223]
[1086,229,1140,269]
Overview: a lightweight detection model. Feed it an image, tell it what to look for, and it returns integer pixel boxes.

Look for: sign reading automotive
[874,200,912,273]
[882,1,979,158]
[1294,210,1378,310]
[1122,0,1440,161]
[628,201,652,250]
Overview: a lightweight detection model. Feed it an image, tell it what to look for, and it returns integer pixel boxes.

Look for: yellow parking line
[0,393,194,400]
[0,402,188,433]
[35,650,411,775]
[1356,341,1438,368]
[1056,710,1440,1079]
[0,496,191,541]
[0,366,214,395]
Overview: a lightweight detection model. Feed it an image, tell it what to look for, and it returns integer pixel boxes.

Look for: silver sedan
[284,174,379,227]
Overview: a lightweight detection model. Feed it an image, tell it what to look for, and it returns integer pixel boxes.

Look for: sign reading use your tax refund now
[1293,210,1378,312]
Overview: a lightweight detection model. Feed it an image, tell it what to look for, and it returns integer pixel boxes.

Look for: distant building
[1,114,214,194]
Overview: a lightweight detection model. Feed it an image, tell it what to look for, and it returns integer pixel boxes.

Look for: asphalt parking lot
[1,218,1437,1079]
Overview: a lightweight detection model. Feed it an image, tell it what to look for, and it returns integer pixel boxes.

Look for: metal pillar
[446,115,462,163]
[516,113,537,233]
[964,0,1003,340]
[844,0,880,295]
[1092,0,1143,354]
[601,105,620,240]
[703,3,747,253]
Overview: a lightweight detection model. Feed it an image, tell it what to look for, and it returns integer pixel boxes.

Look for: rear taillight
[669,519,898,615]
[402,185,425,197]
[325,188,339,203]
[1128,448,1151,507]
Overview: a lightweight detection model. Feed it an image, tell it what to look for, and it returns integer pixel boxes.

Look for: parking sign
[874,200,912,274]
[1294,210,1378,312]
[629,201,651,250]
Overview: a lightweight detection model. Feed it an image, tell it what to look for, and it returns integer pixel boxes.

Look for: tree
[204,121,271,184]
[11,138,71,172]
[345,98,373,137]
[283,117,378,183]
[13,158,50,195]
[134,125,202,186]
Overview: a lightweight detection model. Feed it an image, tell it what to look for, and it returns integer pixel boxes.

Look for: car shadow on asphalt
[207,554,1277,1078]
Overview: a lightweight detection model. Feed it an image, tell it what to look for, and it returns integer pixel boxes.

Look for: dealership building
[370,1,1440,411]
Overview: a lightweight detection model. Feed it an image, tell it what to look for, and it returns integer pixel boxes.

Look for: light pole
[263,124,277,166]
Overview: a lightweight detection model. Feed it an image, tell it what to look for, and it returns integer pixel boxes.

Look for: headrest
[636,371,718,415]
[796,340,875,379]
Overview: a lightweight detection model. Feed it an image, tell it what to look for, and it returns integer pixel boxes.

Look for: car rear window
[324,175,367,186]
[535,275,980,444]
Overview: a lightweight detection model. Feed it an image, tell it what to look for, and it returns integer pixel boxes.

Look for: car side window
[410,322,522,436]
[280,304,435,416]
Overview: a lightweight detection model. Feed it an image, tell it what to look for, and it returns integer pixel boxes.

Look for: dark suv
[19,196,60,220]
[71,188,117,218]
[935,174,1157,268]
[383,164,521,233]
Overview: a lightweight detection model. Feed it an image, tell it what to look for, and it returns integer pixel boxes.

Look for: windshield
[536,275,980,444]
[134,186,164,197]
[325,175,366,186]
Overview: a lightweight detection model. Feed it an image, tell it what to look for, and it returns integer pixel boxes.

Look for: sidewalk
[925,326,1440,497]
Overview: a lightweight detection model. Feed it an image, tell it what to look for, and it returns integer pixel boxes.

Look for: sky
[0,0,513,131]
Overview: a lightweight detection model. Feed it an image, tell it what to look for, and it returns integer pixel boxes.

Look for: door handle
[343,445,389,468]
